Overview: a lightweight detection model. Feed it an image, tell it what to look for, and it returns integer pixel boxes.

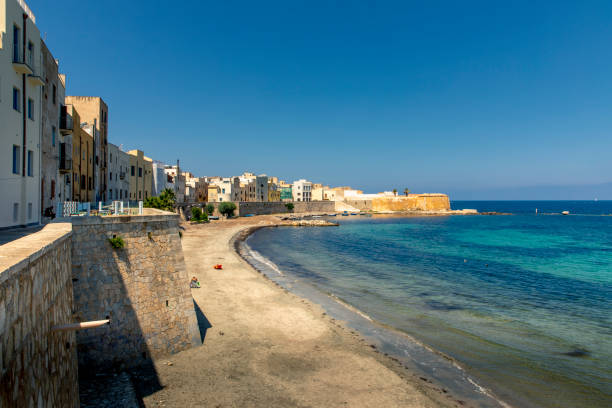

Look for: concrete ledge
[0,223,72,285]
[60,212,179,226]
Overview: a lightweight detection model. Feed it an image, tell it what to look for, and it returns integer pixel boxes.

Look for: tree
[285,202,294,212]
[218,202,237,218]
[205,203,215,216]
[404,188,410,196]
[191,206,207,223]
[392,188,397,196]
[144,188,176,212]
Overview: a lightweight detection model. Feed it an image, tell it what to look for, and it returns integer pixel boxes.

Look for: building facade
[40,40,63,217]
[0,0,44,228]
[66,105,94,202]
[107,143,129,201]
[151,160,167,196]
[164,165,185,203]
[127,150,152,201]
[292,179,312,202]
[65,96,108,202]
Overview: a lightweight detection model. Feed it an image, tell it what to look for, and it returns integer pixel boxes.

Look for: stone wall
[344,194,451,212]
[70,212,200,372]
[0,223,79,408]
[178,201,336,217]
[237,201,335,216]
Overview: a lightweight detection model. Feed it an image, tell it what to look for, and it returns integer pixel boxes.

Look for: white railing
[17,0,36,23]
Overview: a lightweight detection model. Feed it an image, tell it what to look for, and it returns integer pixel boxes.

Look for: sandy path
[141,216,455,408]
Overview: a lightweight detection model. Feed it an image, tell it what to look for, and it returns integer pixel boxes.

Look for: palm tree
[404,188,410,196]
[392,188,397,196]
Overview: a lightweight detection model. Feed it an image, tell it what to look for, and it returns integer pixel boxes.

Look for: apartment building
[211,177,240,202]
[312,186,336,201]
[127,149,152,201]
[268,181,280,202]
[107,143,129,200]
[185,173,208,203]
[292,179,312,202]
[164,165,186,203]
[278,180,293,202]
[151,160,167,196]
[65,96,108,201]
[40,40,64,217]
[65,105,94,202]
[0,0,44,228]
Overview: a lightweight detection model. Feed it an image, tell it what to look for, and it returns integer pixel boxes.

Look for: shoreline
[142,215,466,407]
[234,220,510,408]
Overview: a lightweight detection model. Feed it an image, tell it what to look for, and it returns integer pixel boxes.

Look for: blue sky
[29,0,612,199]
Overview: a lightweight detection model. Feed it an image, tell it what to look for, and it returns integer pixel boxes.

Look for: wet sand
[141,216,461,407]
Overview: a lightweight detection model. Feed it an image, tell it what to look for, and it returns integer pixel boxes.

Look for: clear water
[246,201,612,408]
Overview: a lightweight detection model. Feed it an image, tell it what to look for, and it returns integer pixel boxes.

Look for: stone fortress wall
[345,194,451,212]
[70,212,200,371]
[0,223,79,408]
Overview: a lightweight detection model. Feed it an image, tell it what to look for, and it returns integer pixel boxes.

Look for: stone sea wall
[181,201,336,217]
[0,223,79,408]
[345,194,451,212]
[70,212,200,372]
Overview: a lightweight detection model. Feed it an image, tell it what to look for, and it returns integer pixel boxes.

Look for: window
[27,98,34,119]
[13,88,20,111]
[110,153,112,162]
[131,166,135,176]
[81,175,86,189]
[109,190,112,200]
[138,167,142,177]
[88,177,92,190]
[13,25,20,62]
[28,203,32,220]
[27,150,33,177]
[27,42,33,67]
[51,180,55,198]
[120,190,122,199]
[138,191,141,199]
[13,203,19,222]
[52,84,57,105]
[52,126,56,147]
[12,145,20,174]
[110,172,112,181]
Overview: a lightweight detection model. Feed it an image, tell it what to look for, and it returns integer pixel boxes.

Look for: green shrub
[144,188,176,211]
[205,203,215,215]
[191,207,208,223]
[285,202,294,212]
[218,202,237,218]
[108,235,125,249]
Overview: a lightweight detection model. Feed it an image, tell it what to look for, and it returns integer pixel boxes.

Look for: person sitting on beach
[190,276,201,288]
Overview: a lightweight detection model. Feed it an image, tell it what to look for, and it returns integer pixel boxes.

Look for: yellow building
[207,185,220,202]
[268,181,281,202]
[127,150,152,200]
[67,105,94,202]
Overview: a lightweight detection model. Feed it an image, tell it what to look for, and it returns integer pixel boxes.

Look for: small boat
[243,214,255,217]
[341,213,349,216]
[562,211,570,215]
[209,216,219,220]
[327,213,337,217]
[350,213,358,216]
[213,264,223,270]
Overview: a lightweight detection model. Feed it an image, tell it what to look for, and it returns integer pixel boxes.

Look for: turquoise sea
[243,201,612,408]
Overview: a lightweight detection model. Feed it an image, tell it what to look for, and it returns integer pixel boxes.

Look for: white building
[213,177,240,202]
[164,165,186,203]
[1,0,44,229]
[292,179,312,202]
[151,160,166,196]
[107,143,130,201]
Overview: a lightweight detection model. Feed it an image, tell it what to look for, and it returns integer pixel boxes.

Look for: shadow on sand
[193,299,213,343]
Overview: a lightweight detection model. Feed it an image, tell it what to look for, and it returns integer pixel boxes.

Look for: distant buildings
[107,143,129,200]
[292,179,312,202]
[128,150,152,201]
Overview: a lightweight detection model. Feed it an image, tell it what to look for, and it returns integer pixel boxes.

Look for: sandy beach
[139,215,461,407]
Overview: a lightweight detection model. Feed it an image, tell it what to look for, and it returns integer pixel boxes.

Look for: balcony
[59,143,72,172]
[28,72,44,86]
[60,107,73,134]
[119,172,126,180]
